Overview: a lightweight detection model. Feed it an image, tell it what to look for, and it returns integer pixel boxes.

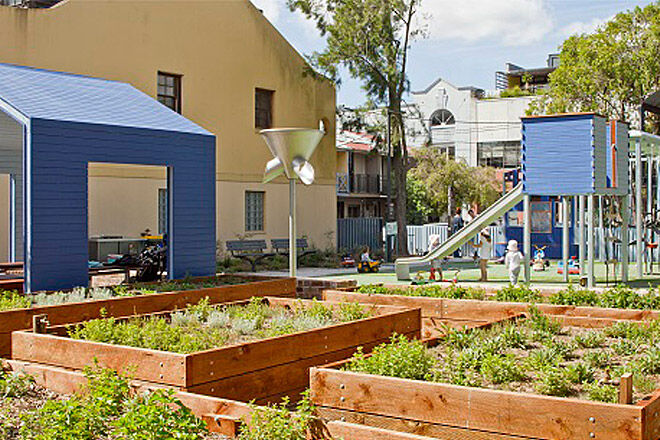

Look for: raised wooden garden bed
[11,297,421,404]
[0,275,295,357]
[324,289,660,338]
[311,315,660,440]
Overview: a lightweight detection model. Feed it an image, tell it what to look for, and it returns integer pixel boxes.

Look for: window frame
[245,190,265,232]
[157,71,182,114]
[255,88,274,130]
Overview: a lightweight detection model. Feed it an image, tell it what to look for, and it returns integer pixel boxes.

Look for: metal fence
[337,217,383,252]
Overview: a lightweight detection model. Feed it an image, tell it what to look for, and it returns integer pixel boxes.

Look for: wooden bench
[225,240,274,272]
[271,238,316,258]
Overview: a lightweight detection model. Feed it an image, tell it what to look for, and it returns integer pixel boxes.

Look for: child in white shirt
[472,231,492,282]
[505,239,523,284]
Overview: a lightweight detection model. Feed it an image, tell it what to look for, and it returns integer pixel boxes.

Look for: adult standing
[451,208,464,257]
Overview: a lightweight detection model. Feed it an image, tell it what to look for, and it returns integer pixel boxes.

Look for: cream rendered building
[0,0,337,261]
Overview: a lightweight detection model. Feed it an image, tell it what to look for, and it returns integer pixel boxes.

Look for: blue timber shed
[0,63,216,292]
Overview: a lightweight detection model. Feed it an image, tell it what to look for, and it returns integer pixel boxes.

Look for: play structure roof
[0,63,211,135]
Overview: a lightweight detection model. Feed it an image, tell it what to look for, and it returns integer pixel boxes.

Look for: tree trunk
[393,151,409,256]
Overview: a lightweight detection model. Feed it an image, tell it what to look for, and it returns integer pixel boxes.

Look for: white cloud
[420,0,553,46]
[561,16,611,37]
[250,0,282,24]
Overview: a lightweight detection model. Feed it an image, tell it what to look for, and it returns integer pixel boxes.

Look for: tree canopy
[529,2,660,130]
[408,149,501,225]
[288,0,424,256]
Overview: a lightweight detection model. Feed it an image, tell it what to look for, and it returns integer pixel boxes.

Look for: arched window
[430,109,455,127]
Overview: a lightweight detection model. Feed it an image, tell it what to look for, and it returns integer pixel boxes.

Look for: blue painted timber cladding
[27,118,216,291]
[522,114,596,196]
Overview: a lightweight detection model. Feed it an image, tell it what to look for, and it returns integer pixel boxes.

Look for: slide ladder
[395,183,524,280]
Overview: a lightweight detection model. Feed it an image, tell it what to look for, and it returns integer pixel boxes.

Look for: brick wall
[296,277,358,299]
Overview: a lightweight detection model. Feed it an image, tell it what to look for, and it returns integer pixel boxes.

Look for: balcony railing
[336,173,383,195]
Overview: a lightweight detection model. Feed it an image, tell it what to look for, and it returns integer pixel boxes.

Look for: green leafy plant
[344,334,436,381]
[20,365,206,440]
[585,382,618,403]
[480,353,525,384]
[0,370,34,398]
[535,367,573,397]
[113,389,206,440]
[495,284,541,303]
[0,290,31,311]
[565,362,595,384]
[549,284,599,307]
[574,331,605,349]
[237,392,314,440]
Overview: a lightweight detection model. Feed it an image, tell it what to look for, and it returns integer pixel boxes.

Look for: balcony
[336,173,383,195]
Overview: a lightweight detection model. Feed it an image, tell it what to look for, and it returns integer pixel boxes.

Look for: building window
[157,72,182,113]
[430,109,455,126]
[477,141,521,168]
[255,88,274,129]
[245,191,265,232]
[158,188,168,234]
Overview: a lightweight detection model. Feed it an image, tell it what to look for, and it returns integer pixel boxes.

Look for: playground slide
[395,183,524,280]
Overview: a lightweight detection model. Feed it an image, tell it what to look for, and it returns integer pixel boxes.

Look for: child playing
[505,239,523,284]
[360,246,373,263]
[472,230,492,282]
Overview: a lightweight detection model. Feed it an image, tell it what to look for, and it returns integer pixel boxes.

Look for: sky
[250,0,655,107]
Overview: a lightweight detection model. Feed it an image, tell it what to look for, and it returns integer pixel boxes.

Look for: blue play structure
[0,63,216,291]
[517,113,630,287]
[395,113,631,285]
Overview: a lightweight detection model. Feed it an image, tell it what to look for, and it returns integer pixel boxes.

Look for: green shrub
[480,353,525,384]
[0,370,34,398]
[526,348,562,371]
[612,339,639,356]
[574,331,605,349]
[599,285,660,310]
[113,389,206,440]
[535,367,573,397]
[337,301,370,322]
[549,285,599,307]
[495,284,541,303]
[237,393,314,440]
[0,290,30,311]
[21,395,107,440]
[565,363,595,384]
[585,382,618,403]
[20,365,206,440]
[526,306,561,335]
[637,346,660,374]
[344,334,436,381]
[583,350,612,369]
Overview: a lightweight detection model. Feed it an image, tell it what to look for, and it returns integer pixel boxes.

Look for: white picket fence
[406,222,641,262]
[406,223,501,258]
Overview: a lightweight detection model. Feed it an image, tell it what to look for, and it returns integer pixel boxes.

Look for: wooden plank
[11,331,187,386]
[186,307,421,387]
[325,421,441,440]
[325,290,659,324]
[310,368,644,440]
[186,331,418,402]
[0,277,294,357]
[317,407,534,440]
[620,373,633,405]
[639,390,660,440]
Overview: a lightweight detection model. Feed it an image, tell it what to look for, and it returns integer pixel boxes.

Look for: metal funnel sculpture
[260,126,325,277]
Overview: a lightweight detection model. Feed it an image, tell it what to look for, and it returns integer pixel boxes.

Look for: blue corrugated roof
[0,63,212,136]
